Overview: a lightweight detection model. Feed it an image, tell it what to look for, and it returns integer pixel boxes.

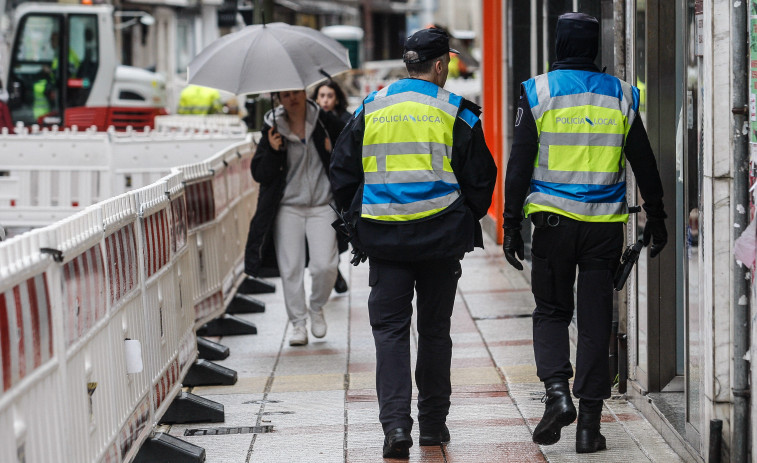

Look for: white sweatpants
[273,204,339,327]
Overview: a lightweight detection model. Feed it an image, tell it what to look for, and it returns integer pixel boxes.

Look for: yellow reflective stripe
[362,207,445,221]
[364,101,455,146]
[524,203,628,223]
[386,154,432,171]
[548,145,622,173]
[443,156,453,172]
[538,105,626,135]
[363,156,378,172]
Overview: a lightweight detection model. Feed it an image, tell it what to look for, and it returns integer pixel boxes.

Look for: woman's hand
[324,137,332,153]
[268,128,284,151]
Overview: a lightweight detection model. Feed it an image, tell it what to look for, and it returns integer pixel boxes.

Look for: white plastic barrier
[0,136,258,463]
[182,141,257,327]
[154,115,247,134]
[0,125,248,229]
[0,228,64,463]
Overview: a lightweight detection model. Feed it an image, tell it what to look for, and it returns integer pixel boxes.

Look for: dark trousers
[530,216,623,400]
[367,257,462,434]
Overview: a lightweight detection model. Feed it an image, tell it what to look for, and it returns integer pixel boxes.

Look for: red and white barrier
[181,142,257,328]
[0,127,248,230]
[0,136,257,462]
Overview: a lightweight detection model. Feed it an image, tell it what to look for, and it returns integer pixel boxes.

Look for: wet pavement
[162,233,685,462]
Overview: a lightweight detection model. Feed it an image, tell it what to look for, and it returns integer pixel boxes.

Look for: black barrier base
[197,315,257,336]
[160,392,225,424]
[134,432,205,463]
[226,293,265,314]
[197,337,230,361]
[237,276,276,294]
[184,359,238,387]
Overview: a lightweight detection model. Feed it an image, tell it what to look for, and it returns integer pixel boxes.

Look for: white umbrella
[187,22,351,95]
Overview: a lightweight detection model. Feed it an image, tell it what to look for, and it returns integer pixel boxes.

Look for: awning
[274,0,421,16]
[274,0,359,16]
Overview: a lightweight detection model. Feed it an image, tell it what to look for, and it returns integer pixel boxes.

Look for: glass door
[682,0,703,445]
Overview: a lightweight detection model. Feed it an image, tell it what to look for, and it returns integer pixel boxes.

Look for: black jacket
[329,80,497,262]
[503,83,666,230]
[504,14,665,230]
[244,104,345,277]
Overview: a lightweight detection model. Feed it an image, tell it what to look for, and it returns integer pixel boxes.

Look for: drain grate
[257,411,294,416]
[243,399,281,405]
[184,425,274,436]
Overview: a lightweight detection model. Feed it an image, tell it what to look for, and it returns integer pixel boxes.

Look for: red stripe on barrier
[125,226,134,289]
[0,293,11,391]
[171,197,188,253]
[142,216,152,277]
[80,251,93,336]
[125,224,137,291]
[41,274,53,360]
[94,246,106,320]
[12,285,26,380]
[205,181,214,222]
[150,214,158,276]
[63,262,74,345]
[106,233,116,304]
[161,211,170,266]
[157,212,166,271]
[26,278,42,368]
[107,231,120,305]
[89,247,101,323]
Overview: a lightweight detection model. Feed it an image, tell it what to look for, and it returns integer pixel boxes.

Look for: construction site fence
[0,135,258,463]
[0,123,248,229]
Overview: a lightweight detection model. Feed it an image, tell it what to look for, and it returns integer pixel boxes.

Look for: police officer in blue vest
[503,13,667,453]
[330,28,497,459]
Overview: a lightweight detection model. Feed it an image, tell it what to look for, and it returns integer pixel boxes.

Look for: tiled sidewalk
[165,234,684,462]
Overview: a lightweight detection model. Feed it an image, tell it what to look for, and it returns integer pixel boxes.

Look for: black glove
[503,228,524,271]
[643,216,667,258]
[350,247,367,266]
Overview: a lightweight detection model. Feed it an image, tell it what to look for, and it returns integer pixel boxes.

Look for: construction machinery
[2,2,167,130]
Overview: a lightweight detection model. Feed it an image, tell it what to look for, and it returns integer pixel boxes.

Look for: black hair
[310,81,348,113]
[405,53,447,77]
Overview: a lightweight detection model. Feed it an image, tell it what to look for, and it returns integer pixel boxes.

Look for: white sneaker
[310,309,327,338]
[289,325,308,346]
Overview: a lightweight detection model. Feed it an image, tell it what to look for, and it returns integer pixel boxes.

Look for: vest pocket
[530,253,554,303]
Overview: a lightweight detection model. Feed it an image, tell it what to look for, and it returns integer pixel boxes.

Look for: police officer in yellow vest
[503,13,668,454]
[177,85,223,114]
[330,28,497,459]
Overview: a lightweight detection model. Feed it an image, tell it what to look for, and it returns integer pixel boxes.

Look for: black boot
[383,428,413,458]
[575,399,606,453]
[532,381,577,445]
[334,269,348,293]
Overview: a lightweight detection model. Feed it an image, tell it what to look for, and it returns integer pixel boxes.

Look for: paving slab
[162,235,684,462]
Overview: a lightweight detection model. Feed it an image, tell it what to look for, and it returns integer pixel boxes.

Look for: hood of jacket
[552,12,600,72]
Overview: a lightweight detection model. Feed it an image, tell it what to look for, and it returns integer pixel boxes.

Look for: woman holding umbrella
[247,89,345,346]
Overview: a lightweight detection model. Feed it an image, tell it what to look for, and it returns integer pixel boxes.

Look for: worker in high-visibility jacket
[33,32,81,121]
[177,85,223,114]
[503,13,668,454]
[330,28,497,459]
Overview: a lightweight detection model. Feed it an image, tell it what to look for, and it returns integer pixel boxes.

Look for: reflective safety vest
[33,79,51,119]
[361,79,476,222]
[178,85,223,114]
[522,70,640,223]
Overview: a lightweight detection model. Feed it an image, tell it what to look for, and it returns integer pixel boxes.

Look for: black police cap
[403,28,460,64]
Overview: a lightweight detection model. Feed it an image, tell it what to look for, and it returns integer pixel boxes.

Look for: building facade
[482,1,754,461]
